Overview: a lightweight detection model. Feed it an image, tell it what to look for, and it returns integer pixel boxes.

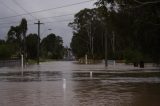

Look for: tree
[41,33,64,59]
[0,39,5,45]
[70,33,88,58]
[26,34,38,59]
[7,18,28,57]
[7,26,21,56]
[0,44,13,59]
[0,40,13,59]
[20,18,27,59]
[95,0,160,63]
[69,8,105,59]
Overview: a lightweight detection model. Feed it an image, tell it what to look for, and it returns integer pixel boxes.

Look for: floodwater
[0,61,160,106]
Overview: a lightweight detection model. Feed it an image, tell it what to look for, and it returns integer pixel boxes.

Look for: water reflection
[0,61,159,106]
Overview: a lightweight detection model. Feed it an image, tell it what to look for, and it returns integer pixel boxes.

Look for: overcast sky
[0,0,96,47]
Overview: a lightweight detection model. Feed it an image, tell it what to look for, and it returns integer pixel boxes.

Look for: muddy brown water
[0,61,160,106]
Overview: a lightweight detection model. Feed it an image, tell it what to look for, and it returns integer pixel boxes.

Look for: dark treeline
[41,33,64,59]
[0,18,64,61]
[69,8,105,59]
[69,0,160,64]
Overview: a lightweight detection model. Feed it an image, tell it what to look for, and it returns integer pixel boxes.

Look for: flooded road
[0,61,160,106]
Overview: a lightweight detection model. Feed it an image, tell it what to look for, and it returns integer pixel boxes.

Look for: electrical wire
[0,0,22,25]
[0,18,73,29]
[0,0,19,15]
[0,13,75,25]
[0,0,95,20]
[11,0,38,20]
[43,19,74,24]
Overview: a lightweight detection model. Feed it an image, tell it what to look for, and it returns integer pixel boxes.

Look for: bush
[124,49,143,64]
[0,44,13,59]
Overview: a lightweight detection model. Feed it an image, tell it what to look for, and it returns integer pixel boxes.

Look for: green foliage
[7,18,28,56]
[70,34,88,58]
[5,18,65,61]
[41,33,64,59]
[20,18,27,36]
[26,34,38,59]
[69,0,160,63]
[0,44,13,59]
[95,0,160,63]
[124,49,143,63]
[0,40,5,45]
[69,8,105,59]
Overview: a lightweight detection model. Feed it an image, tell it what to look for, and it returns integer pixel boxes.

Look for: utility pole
[105,30,108,67]
[34,20,44,65]
[112,31,115,57]
[23,33,26,67]
[112,31,115,66]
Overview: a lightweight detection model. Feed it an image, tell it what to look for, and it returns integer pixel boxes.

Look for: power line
[0,0,19,15]
[44,19,74,24]
[0,0,95,20]
[0,13,75,25]
[11,0,38,20]
[39,13,74,20]
[0,0,22,26]
[0,18,73,29]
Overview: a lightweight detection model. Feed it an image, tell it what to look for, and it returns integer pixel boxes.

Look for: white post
[113,60,116,66]
[63,78,66,106]
[85,54,88,64]
[90,71,93,78]
[63,78,66,90]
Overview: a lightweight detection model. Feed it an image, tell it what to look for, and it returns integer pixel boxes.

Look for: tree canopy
[26,33,38,59]
[7,18,28,57]
[1,18,66,61]
[69,0,160,63]
[95,0,160,63]
[69,8,105,59]
[41,33,64,59]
